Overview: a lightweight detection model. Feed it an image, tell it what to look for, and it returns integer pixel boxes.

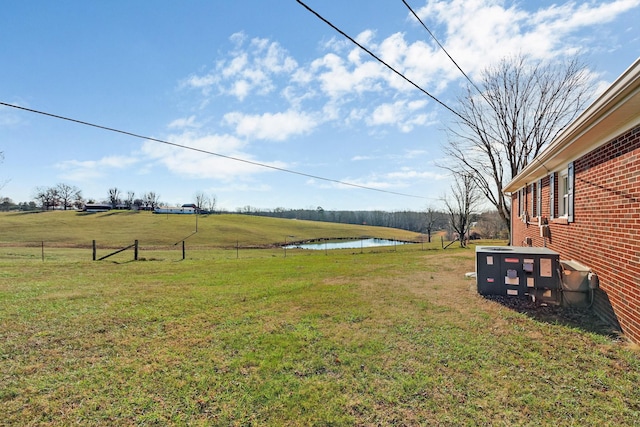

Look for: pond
[285,238,410,250]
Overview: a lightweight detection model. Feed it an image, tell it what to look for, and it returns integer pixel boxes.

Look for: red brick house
[504,57,640,343]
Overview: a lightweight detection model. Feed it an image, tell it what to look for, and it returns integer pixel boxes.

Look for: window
[551,162,574,222]
[560,170,569,217]
[530,183,535,217]
[536,179,542,218]
[568,162,574,222]
[517,188,521,217]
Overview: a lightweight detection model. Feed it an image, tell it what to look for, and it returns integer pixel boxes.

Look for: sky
[1,0,639,212]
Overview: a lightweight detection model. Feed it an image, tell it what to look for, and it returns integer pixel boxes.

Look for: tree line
[27,184,167,211]
[0,185,219,213]
[236,206,508,241]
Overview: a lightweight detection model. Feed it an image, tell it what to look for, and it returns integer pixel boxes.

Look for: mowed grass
[0,213,639,425]
[0,210,421,250]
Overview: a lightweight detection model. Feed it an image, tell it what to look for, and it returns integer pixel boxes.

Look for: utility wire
[295,0,468,124]
[0,101,427,199]
[401,0,490,105]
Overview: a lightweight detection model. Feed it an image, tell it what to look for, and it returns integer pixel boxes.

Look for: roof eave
[504,57,640,193]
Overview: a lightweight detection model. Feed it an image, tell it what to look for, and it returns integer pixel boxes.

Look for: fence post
[93,240,96,261]
[134,240,139,260]
[41,241,44,262]
[182,241,185,260]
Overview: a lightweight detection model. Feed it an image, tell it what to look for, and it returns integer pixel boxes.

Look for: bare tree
[207,193,217,213]
[424,206,438,243]
[125,191,135,209]
[56,183,82,210]
[444,54,593,230]
[142,192,160,210]
[108,187,121,208]
[194,192,208,213]
[34,186,59,210]
[443,173,481,247]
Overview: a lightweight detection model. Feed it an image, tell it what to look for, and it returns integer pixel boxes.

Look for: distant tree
[475,210,509,240]
[443,173,481,247]
[56,183,82,210]
[125,191,135,209]
[424,206,438,243]
[108,188,121,208]
[239,205,255,214]
[194,192,208,213]
[0,197,12,211]
[34,186,59,210]
[207,194,217,213]
[142,192,160,210]
[16,201,37,211]
[133,198,144,210]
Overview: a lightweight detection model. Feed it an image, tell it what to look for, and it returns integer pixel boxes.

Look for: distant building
[153,206,196,214]
[82,203,111,212]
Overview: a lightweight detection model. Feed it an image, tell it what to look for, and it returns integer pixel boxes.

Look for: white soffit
[505,57,640,193]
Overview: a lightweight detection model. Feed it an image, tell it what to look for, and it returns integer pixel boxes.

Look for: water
[285,238,409,250]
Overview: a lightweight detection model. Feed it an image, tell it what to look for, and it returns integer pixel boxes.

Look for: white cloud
[310,51,386,98]
[223,110,318,141]
[181,32,298,101]
[140,131,286,180]
[386,167,447,181]
[367,100,432,132]
[167,115,199,129]
[415,0,640,71]
[350,149,428,162]
[309,165,447,194]
[173,0,638,166]
[54,156,139,181]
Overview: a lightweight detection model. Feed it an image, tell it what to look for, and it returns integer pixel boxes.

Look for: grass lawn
[0,212,638,425]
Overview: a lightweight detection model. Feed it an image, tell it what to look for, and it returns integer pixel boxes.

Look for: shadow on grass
[8,210,47,215]
[484,295,623,339]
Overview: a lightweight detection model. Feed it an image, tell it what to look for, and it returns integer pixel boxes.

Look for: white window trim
[549,173,555,219]
[559,169,569,218]
[529,183,535,217]
[552,162,575,222]
[536,179,542,218]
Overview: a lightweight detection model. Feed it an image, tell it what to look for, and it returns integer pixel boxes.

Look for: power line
[401,0,487,100]
[0,101,428,200]
[402,0,494,110]
[295,0,468,123]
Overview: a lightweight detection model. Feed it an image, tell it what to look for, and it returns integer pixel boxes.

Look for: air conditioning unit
[476,246,561,304]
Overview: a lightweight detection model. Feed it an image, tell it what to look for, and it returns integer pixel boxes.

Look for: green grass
[0,213,638,425]
[0,210,421,249]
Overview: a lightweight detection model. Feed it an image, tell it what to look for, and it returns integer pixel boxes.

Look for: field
[0,211,639,426]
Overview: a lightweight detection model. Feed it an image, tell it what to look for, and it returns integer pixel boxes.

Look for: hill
[0,211,422,249]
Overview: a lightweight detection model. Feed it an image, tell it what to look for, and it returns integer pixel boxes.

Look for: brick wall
[511,125,640,343]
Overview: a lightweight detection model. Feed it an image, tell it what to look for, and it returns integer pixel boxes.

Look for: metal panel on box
[476,246,560,303]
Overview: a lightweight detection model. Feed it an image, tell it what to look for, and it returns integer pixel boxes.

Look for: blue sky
[1,0,639,211]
